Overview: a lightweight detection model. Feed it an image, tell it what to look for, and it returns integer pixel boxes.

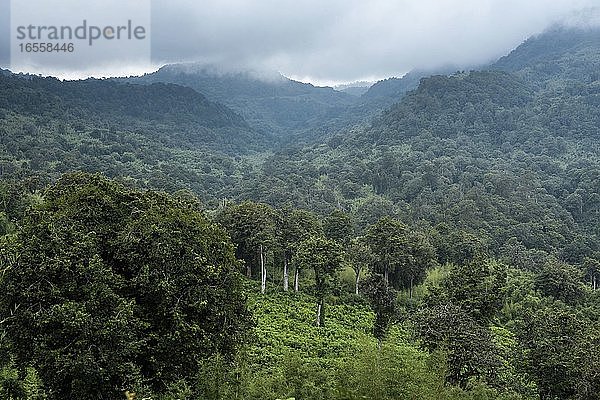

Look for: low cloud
[2,0,599,83]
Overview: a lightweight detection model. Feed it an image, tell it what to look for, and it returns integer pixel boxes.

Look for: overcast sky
[2,0,599,85]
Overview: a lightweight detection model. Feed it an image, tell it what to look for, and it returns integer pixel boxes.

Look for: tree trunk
[355,269,360,295]
[315,298,325,327]
[260,245,266,294]
[246,263,251,278]
[315,302,321,327]
[384,267,389,285]
[283,255,289,291]
[409,277,414,299]
[294,267,299,292]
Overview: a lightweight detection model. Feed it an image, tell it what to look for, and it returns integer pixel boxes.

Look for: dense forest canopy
[1,26,600,399]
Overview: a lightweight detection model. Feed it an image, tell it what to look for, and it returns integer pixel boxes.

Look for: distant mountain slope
[236,58,600,263]
[375,70,534,139]
[334,81,374,97]
[362,73,422,101]
[127,64,358,140]
[361,67,461,108]
[492,26,600,85]
[0,72,272,197]
[0,74,248,130]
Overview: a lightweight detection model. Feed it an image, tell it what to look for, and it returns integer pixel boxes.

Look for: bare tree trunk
[384,267,389,285]
[317,298,325,327]
[283,256,289,291]
[260,245,266,294]
[315,300,323,327]
[594,275,597,291]
[355,268,360,295]
[409,277,414,299]
[246,263,251,278]
[294,267,299,292]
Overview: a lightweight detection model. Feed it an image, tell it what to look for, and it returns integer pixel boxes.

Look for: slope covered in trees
[492,26,600,85]
[127,64,358,141]
[0,72,275,196]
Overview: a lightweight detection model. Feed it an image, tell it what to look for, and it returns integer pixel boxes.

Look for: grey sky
[0,0,9,67]
[2,0,599,84]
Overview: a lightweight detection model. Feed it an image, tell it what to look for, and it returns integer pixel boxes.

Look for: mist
[2,0,599,84]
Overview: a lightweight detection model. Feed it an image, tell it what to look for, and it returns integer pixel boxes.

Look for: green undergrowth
[233,283,522,400]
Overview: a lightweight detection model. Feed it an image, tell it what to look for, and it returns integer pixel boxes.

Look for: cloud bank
[1,0,599,83]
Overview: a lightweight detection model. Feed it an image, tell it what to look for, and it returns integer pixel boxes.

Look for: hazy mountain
[334,81,374,97]
[361,66,466,106]
[492,26,600,85]
[0,75,248,130]
[126,64,358,141]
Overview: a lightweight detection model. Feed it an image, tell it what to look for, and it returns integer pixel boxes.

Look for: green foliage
[534,261,587,303]
[234,286,514,400]
[1,27,600,400]
[346,237,374,294]
[414,302,501,388]
[366,217,436,295]
[413,260,513,389]
[219,201,278,277]
[360,274,397,339]
[129,64,358,142]
[442,260,507,323]
[323,209,354,245]
[295,236,345,326]
[434,226,489,265]
[0,173,251,399]
[516,303,600,399]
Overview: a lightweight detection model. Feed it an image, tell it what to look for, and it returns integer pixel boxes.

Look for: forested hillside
[0,72,273,195]
[1,26,600,400]
[127,64,358,141]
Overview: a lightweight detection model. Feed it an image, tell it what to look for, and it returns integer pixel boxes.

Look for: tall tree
[323,209,354,246]
[517,304,600,400]
[360,274,396,340]
[442,259,507,323]
[583,256,600,291]
[414,302,500,388]
[347,237,374,295]
[279,208,322,292]
[366,217,436,297]
[294,236,344,326]
[534,261,587,304]
[219,201,278,293]
[365,217,407,285]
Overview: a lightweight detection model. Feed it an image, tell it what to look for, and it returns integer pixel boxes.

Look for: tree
[366,217,435,297]
[414,303,500,388]
[347,237,374,295]
[434,226,488,265]
[583,256,600,291]
[366,217,407,285]
[360,274,396,340]
[534,261,587,304]
[279,208,322,292]
[219,201,278,294]
[294,236,344,327]
[0,173,252,399]
[517,304,600,399]
[323,209,354,246]
[394,230,436,298]
[442,259,507,323]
